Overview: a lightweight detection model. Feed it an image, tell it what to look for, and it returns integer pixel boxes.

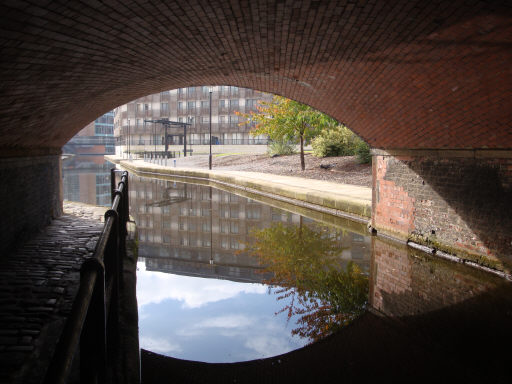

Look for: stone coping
[105,155,372,222]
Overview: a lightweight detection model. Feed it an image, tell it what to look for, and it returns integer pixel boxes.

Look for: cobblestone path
[0,202,106,384]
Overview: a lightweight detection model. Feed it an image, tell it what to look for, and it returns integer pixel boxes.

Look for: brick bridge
[0,0,511,270]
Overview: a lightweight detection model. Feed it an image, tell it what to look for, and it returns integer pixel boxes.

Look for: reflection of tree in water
[247,222,368,342]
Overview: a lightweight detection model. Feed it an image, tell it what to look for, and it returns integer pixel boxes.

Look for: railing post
[111,168,116,204]
[80,258,107,384]
[104,209,121,383]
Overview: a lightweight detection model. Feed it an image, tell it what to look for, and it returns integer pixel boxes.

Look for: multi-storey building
[63,111,115,155]
[114,86,271,155]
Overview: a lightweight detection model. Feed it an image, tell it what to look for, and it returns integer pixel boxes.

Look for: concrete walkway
[107,156,372,222]
[0,202,106,384]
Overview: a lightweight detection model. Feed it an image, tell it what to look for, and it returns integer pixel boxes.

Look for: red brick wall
[0,1,510,152]
[372,150,512,270]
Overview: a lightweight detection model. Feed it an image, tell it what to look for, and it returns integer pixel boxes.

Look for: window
[160,90,170,95]
[201,116,210,123]
[229,99,239,108]
[201,100,209,109]
[230,222,239,234]
[187,116,195,124]
[230,206,239,218]
[231,86,239,95]
[220,221,229,233]
[202,238,211,247]
[202,221,211,232]
[246,99,256,108]
[162,219,171,229]
[144,104,149,111]
[219,115,227,123]
[229,115,238,123]
[161,103,169,113]
[178,102,185,111]
[163,235,171,244]
[219,99,227,108]
[187,101,195,110]
[247,207,261,219]
[230,239,239,249]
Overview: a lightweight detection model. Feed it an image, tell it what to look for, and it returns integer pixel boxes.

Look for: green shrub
[267,139,296,156]
[312,125,359,157]
[355,140,371,164]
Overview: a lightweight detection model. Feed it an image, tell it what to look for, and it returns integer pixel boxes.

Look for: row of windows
[95,115,114,125]
[132,98,257,113]
[139,231,245,249]
[95,125,113,135]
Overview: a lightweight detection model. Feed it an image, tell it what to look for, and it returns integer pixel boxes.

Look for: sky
[137,261,308,363]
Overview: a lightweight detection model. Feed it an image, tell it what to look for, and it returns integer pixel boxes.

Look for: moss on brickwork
[407,233,510,273]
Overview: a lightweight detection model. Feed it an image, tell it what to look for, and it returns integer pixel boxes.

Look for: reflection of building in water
[62,156,112,206]
[130,177,371,282]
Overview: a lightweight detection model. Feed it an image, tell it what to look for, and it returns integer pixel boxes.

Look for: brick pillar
[371,150,512,272]
[0,151,63,255]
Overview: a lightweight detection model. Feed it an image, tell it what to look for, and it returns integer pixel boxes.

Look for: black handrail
[43,169,130,384]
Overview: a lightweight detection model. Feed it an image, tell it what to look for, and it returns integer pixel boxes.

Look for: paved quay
[0,202,106,384]
[107,155,372,221]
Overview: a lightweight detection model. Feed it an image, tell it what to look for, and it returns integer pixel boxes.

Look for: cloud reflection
[137,261,267,309]
[137,261,307,362]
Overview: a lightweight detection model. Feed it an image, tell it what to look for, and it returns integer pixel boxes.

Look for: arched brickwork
[0,1,511,266]
[0,0,511,153]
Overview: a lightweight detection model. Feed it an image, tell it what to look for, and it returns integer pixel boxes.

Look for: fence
[43,170,130,384]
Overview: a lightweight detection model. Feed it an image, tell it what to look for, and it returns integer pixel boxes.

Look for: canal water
[62,158,512,371]
[130,175,371,362]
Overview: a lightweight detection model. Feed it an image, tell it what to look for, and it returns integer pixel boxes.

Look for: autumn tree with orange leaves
[247,222,368,342]
[236,95,338,170]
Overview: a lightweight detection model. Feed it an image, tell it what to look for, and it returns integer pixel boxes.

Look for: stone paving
[0,202,106,384]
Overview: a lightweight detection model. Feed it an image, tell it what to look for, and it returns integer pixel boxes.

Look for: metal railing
[43,170,130,384]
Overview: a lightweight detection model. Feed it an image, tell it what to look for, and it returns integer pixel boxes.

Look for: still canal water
[130,175,371,362]
[62,158,512,370]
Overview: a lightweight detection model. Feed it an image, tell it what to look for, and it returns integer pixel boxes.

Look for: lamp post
[127,119,130,159]
[208,86,213,170]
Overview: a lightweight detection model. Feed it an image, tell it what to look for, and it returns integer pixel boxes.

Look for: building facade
[63,111,115,155]
[114,86,271,155]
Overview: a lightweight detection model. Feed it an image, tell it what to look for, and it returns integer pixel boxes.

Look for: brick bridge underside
[0,0,511,270]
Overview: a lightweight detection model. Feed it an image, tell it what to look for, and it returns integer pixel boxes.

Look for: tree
[236,95,338,170]
[246,222,368,342]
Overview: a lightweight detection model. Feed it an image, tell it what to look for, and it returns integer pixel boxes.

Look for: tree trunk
[300,134,305,171]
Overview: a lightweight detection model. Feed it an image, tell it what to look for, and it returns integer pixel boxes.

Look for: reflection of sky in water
[137,261,308,363]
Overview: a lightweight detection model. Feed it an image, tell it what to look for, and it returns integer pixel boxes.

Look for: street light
[127,118,130,159]
[209,86,213,170]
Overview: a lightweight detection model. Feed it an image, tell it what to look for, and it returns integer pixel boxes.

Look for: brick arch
[0,0,511,154]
